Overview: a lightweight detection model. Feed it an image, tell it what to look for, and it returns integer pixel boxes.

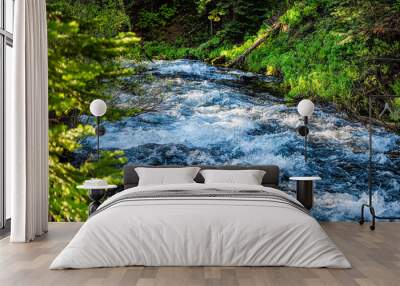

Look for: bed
[50,165,350,269]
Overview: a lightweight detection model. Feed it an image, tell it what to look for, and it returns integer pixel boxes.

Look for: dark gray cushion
[123,165,280,189]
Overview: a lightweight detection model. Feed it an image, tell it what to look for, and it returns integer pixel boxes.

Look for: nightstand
[77,184,117,215]
[289,176,321,210]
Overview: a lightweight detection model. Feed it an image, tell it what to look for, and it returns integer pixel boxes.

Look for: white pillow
[200,169,266,185]
[135,167,200,186]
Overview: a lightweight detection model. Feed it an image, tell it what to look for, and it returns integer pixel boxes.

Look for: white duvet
[50,183,351,269]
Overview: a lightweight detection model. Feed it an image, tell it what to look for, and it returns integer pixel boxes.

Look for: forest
[46,0,400,221]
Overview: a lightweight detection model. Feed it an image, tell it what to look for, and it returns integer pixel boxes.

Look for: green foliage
[395,0,400,11]
[391,80,400,121]
[207,7,225,23]
[245,0,399,112]
[196,0,272,42]
[125,0,276,45]
[48,0,131,37]
[137,4,177,31]
[49,124,127,221]
[392,80,400,96]
[143,41,192,59]
[245,27,359,103]
[47,0,140,221]
[280,0,320,28]
[48,19,140,115]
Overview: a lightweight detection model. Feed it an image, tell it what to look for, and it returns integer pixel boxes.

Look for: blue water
[86,60,400,221]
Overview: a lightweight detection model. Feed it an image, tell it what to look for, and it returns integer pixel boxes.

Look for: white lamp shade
[297,99,314,117]
[90,99,107,117]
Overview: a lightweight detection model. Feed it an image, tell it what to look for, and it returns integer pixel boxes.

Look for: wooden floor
[0,222,399,286]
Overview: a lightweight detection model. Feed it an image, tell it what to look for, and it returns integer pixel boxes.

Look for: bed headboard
[123,165,280,189]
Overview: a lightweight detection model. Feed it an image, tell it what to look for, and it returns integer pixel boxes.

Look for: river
[86,59,400,221]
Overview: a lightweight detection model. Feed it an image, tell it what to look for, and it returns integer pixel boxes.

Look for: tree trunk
[227,22,281,68]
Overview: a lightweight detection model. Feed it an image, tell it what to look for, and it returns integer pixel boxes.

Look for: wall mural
[47,0,400,222]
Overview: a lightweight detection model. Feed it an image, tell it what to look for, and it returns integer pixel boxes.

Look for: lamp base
[360,203,400,231]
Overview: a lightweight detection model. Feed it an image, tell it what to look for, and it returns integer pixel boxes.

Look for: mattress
[50,183,351,269]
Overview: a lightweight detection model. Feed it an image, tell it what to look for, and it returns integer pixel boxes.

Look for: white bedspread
[50,183,351,269]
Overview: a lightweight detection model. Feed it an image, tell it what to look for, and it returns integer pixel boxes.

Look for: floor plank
[0,222,399,286]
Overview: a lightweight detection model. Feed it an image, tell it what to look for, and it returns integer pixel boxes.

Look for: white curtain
[8,0,49,242]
